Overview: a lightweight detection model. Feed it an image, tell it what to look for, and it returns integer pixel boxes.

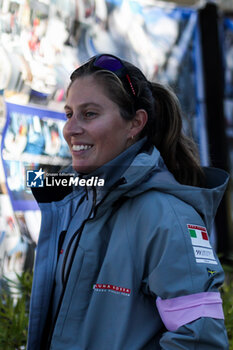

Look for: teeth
[72,144,92,151]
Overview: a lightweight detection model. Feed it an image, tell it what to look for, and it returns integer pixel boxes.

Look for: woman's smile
[72,144,93,152]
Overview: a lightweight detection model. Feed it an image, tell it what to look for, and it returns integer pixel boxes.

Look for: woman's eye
[65,112,72,119]
[85,111,97,118]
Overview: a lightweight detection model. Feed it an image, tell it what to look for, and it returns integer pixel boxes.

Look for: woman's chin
[72,163,97,174]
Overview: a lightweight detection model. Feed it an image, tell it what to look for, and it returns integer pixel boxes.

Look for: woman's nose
[64,115,85,136]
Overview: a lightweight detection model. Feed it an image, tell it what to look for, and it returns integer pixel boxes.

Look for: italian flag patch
[187,224,210,248]
[187,224,217,265]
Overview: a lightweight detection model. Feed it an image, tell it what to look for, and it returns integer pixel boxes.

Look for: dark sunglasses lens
[95,55,123,72]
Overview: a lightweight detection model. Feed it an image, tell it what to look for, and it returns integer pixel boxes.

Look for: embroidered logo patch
[207,268,217,276]
[93,283,131,296]
[187,224,217,265]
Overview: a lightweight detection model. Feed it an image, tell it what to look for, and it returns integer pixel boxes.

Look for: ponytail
[148,82,205,187]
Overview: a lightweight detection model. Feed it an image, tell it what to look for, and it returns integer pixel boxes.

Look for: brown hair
[68,56,205,187]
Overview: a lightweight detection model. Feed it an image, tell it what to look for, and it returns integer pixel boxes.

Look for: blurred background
[0,0,233,283]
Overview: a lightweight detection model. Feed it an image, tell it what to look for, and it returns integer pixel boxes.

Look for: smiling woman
[63,75,144,173]
[27,54,229,350]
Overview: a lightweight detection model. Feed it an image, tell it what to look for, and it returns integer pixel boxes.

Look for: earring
[131,135,134,140]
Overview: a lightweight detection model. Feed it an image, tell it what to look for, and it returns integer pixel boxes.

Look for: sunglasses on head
[70,54,136,97]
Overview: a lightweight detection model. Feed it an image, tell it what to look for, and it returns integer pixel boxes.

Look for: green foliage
[0,271,33,350]
[221,265,233,350]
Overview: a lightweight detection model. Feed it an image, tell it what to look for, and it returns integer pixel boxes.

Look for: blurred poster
[76,2,200,144]
[0,194,26,277]
[0,194,40,277]
[1,102,71,211]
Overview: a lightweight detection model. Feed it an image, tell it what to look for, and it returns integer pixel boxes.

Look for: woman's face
[63,76,133,173]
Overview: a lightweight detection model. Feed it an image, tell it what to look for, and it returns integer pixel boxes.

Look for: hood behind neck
[96,146,229,233]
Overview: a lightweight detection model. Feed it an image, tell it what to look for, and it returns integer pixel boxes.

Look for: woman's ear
[129,109,148,139]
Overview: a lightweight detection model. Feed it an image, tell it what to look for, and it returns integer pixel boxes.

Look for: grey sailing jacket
[27,145,229,350]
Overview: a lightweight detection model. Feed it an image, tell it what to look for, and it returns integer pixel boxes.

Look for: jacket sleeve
[159,318,228,349]
[131,192,229,350]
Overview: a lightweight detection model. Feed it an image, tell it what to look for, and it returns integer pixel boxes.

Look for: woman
[27,54,229,349]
